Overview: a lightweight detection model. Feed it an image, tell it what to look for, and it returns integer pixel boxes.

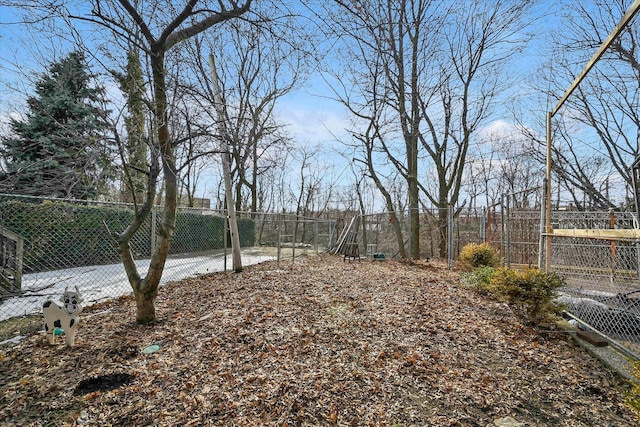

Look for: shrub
[626,360,640,416]
[490,267,565,323]
[458,242,501,270]
[461,265,497,295]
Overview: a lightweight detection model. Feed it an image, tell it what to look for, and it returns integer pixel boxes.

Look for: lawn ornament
[43,286,84,346]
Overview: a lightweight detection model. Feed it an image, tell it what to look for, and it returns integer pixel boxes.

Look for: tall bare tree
[326,0,533,258]
[179,9,312,215]
[7,0,254,323]
[325,0,444,260]
[225,23,299,214]
[421,0,533,256]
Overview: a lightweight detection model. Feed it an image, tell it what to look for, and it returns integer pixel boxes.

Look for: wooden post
[610,209,616,283]
[0,227,24,296]
[545,112,552,273]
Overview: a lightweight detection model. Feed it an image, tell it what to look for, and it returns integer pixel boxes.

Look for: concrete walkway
[0,248,276,321]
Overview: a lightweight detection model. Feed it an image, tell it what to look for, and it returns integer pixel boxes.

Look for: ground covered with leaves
[0,255,637,426]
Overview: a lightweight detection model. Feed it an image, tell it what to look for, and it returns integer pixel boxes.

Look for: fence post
[362,214,368,259]
[292,215,297,262]
[277,213,282,262]
[447,204,454,268]
[538,178,547,269]
[504,195,511,269]
[637,236,640,281]
[481,207,487,242]
[610,208,616,284]
[314,217,319,254]
[328,218,334,252]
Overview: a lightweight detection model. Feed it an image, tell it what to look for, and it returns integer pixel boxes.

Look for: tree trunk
[438,206,448,259]
[408,151,420,260]
[134,281,158,324]
[124,51,178,324]
[389,211,407,259]
[210,54,243,272]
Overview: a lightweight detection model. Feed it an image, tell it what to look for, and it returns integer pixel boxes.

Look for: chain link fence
[248,212,335,260]
[357,207,537,267]
[467,206,640,358]
[475,206,640,359]
[356,205,640,358]
[0,195,340,332]
[545,211,640,358]
[0,202,499,332]
[357,208,486,263]
[4,194,640,357]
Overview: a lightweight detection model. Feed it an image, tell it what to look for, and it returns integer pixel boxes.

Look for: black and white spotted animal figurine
[43,286,84,346]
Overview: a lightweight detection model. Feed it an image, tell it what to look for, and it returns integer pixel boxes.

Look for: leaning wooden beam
[551,0,640,116]
[334,216,359,255]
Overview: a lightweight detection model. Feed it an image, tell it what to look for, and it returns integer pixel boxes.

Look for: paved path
[0,249,276,321]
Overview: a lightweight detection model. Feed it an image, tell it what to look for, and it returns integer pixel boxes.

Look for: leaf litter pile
[1,255,637,426]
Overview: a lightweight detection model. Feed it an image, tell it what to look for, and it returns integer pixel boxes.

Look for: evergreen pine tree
[0,51,112,199]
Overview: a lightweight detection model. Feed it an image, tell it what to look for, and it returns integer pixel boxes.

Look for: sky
[0,1,634,209]
[0,3,353,157]
[0,4,351,140]
[0,6,28,130]
[0,2,360,210]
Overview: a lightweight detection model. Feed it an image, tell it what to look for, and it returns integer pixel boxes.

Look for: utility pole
[209,54,243,272]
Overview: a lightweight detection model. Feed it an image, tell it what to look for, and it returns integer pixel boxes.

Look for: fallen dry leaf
[0,255,637,426]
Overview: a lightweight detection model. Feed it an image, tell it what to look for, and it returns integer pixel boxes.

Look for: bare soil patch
[0,255,637,426]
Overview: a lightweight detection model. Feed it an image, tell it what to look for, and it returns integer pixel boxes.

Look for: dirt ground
[0,255,637,426]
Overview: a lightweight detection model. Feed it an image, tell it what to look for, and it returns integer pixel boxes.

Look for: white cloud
[277,97,350,147]
[478,119,519,140]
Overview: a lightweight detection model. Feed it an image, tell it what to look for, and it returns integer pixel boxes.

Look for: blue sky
[0,5,32,125]
[1,1,633,209]
[0,2,547,137]
[0,3,355,208]
[0,4,349,142]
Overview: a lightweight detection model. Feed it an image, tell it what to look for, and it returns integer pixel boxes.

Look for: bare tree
[324,0,445,260]
[291,144,336,217]
[177,5,317,215]
[325,0,534,258]
[6,0,254,323]
[464,125,543,210]
[420,0,534,256]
